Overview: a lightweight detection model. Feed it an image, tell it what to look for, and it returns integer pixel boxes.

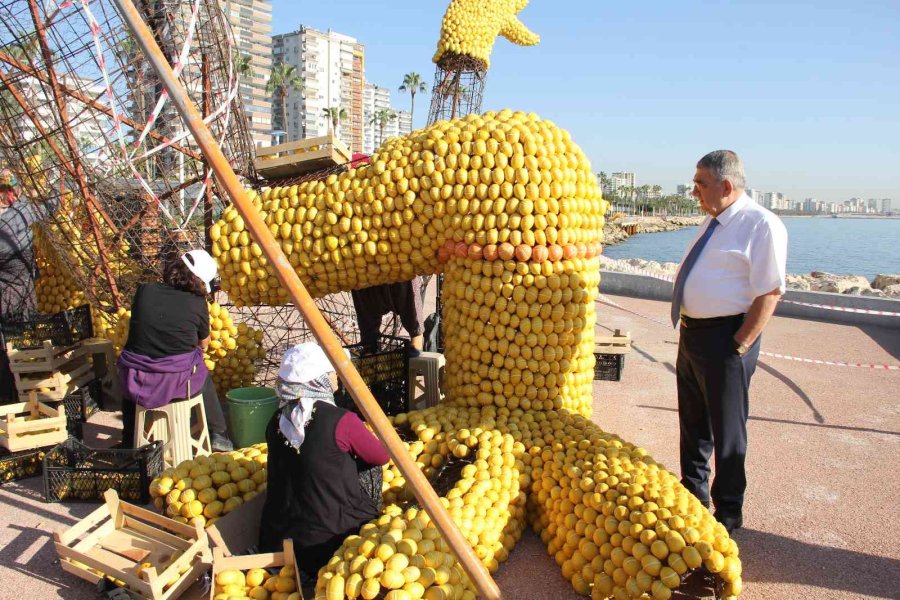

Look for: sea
[602,217,900,280]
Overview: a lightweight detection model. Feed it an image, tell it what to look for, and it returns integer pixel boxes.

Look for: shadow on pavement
[735,528,900,599]
[637,405,900,437]
[0,524,75,587]
[630,342,677,375]
[757,361,824,424]
[859,323,900,361]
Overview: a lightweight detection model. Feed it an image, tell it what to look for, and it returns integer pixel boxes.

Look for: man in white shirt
[672,150,787,534]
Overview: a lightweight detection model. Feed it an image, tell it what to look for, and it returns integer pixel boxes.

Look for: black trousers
[676,315,760,517]
[351,278,424,348]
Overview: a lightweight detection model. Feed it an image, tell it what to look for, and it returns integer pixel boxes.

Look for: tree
[322,106,348,135]
[233,51,254,79]
[398,72,427,125]
[369,108,397,149]
[598,171,610,193]
[266,62,304,140]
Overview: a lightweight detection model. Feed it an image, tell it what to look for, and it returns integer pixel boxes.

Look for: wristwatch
[733,339,751,356]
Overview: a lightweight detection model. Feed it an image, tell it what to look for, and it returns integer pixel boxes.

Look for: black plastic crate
[0,446,51,485]
[43,440,163,503]
[61,379,101,438]
[0,305,93,350]
[336,335,410,416]
[594,353,625,382]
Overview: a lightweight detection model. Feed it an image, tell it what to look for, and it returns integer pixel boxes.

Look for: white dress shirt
[679,193,788,319]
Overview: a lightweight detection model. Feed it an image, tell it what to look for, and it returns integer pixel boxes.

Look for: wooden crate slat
[14,360,92,390]
[55,503,110,545]
[123,517,194,553]
[7,344,86,373]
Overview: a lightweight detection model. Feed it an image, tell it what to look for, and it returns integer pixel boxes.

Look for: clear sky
[271,0,899,204]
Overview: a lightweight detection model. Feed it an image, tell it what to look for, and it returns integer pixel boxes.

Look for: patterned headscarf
[275,343,339,451]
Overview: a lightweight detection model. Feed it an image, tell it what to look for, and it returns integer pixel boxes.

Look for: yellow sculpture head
[434,0,540,68]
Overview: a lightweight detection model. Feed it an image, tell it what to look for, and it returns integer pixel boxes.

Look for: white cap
[278,342,349,384]
[181,249,218,293]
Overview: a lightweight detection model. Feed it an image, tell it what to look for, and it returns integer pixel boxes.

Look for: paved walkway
[1,294,898,599]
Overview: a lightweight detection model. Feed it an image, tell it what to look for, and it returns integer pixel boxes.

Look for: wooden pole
[113,1,501,598]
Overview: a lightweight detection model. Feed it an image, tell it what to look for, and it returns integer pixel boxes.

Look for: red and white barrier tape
[759,352,899,371]
[596,294,900,371]
[74,0,240,231]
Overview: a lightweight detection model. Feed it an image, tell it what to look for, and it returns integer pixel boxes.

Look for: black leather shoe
[716,513,743,534]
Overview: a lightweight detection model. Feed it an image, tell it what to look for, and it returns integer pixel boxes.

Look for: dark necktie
[671,218,719,328]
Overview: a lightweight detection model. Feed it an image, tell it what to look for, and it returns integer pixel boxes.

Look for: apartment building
[361,82,412,153]
[272,26,365,152]
[220,0,273,148]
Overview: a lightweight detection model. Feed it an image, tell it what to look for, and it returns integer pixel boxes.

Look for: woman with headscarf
[259,342,389,579]
[117,249,233,451]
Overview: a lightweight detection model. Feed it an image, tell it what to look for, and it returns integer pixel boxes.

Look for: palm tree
[398,72,427,125]
[322,106,348,135]
[369,108,397,149]
[266,62,304,140]
[233,51,254,79]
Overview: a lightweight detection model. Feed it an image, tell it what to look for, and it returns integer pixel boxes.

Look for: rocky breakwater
[600,256,900,299]
[603,215,704,245]
[787,272,900,298]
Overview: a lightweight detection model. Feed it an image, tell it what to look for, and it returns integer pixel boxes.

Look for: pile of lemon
[433,0,540,67]
[337,405,741,600]
[148,444,267,528]
[214,566,300,600]
[210,110,605,306]
[205,303,265,395]
[33,226,90,314]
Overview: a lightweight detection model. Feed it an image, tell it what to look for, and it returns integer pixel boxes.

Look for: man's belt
[680,314,745,329]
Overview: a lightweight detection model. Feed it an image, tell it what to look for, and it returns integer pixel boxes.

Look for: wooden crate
[54,489,211,600]
[254,134,351,180]
[6,340,86,373]
[0,392,68,452]
[209,539,302,600]
[14,359,94,402]
[595,329,632,355]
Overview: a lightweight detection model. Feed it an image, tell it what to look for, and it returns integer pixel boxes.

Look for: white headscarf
[275,342,344,451]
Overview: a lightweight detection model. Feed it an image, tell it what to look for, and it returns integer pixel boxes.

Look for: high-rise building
[271,26,365,152]
[362,83,412,153]
[746,188,763,205]
[221,0,273,148]
[883,199,893,214]
[363,82,390,153]
[609,172,635,195]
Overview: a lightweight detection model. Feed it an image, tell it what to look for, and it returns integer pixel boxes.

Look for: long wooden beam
[113,0,502,597]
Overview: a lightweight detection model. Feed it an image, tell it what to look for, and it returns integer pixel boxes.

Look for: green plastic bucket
[225,387,278,448]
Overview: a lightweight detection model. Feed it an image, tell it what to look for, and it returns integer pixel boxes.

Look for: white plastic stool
[408,352,445,410]
[134,395,211,467]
